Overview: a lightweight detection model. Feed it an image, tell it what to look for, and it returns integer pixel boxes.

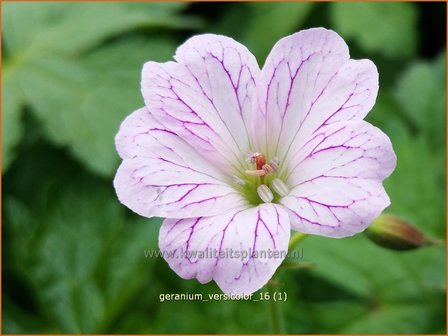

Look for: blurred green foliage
[2,2,446,334]
[331,2,418,59]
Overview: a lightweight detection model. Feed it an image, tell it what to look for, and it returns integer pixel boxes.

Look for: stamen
[245,169,266,177]
[257,184,274,203]
[268,157,280,172]
[271,178,289,197]
[262,164,274,175]
[241,152,286,202]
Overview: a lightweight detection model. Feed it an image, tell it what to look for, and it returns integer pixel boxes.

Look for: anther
[262,164,274,175]
[268,157,280,172]
[257,184,274,203]
[271,178,289,197]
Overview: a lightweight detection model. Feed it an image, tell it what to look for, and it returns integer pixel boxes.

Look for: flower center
[232,152,290,205]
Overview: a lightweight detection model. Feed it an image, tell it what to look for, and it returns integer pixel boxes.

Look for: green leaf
[394,52,446,151]
[339,303,442,334]
[365,91,402,130]
[2,2,193,176]
[74,38,176,175]
[37,3,199,54]
[303,294,443,334]
[42,38,174,175]
[4,37,176,176]
[331,3,418,58]
[295,233,445,333]
[1,77,24,172]
[2,2,195,55]
[4,179,161,333]
[244,2,315,62]
[2,296,48,334]
[384,124,446,239]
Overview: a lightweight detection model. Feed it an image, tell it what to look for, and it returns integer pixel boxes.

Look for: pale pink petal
[280,121,396,238]
[114,107,246,218]
[254,28,378,166]
[159,204,290,294]
[141,34,260,171]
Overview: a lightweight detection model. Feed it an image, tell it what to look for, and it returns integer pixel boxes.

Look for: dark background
[2,2,446,334]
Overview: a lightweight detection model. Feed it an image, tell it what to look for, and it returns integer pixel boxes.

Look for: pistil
[241,152,290,204]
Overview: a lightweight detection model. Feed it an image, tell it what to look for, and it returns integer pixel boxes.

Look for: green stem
[288,232,307,252]
[266,233,307,333]
[267,279,285,334]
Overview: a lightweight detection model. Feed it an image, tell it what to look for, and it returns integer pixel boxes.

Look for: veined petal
[141,34,260,171]
[280,121,396,238]
[254,28,378,165]
[114,107,246,219]
[159,204,290,294]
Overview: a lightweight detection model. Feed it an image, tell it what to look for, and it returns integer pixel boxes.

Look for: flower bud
[365,214,440,251]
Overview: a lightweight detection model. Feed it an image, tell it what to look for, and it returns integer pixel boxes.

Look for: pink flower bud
[365,214,440,251]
